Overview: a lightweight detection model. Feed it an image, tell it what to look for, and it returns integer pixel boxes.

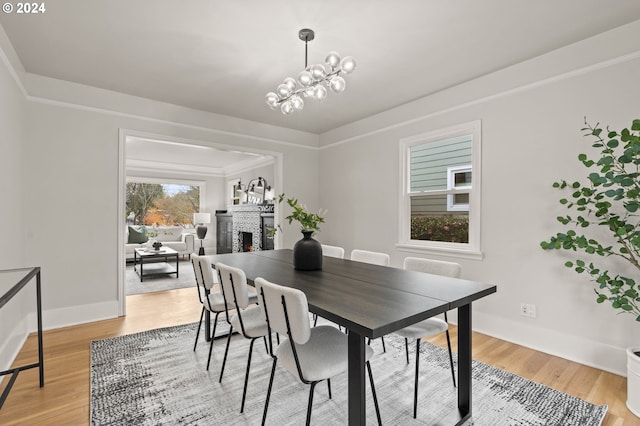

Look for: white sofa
[125,226,195,261]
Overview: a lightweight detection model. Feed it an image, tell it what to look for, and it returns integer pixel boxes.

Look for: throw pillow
[127,226,148,244]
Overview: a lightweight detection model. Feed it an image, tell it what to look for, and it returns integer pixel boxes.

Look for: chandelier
[265,28,357,115]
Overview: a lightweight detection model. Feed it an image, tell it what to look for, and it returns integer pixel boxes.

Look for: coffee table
[133,247,179,282]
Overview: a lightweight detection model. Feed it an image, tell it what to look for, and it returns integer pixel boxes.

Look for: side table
[0,267,44,409]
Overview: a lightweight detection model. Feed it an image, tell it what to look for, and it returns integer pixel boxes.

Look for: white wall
[0,26,29,372]
[318,22,640,375]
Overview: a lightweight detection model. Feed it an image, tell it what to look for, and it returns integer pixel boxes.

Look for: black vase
[293,230,323,271]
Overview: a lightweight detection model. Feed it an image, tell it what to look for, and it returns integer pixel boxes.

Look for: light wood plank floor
[0,287,635,425]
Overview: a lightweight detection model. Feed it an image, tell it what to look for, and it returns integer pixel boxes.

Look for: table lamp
[193,212,211,255]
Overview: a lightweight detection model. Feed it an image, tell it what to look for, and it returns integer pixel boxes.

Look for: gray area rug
[91,321,607,425]
[125,259,195,295]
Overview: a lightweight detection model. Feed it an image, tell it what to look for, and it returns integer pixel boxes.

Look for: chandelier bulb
[265,92,279,109]
[281,101,294,115]
[297,70,313,87]
[277,83,292,98]
[340,56,357,74]
[325,51,341,70]
[291,95,304,111]
[330,76,346,93]
[309,64,326,81]
[283,77,297,92]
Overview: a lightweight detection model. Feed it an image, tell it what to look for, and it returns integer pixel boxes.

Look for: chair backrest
[350,249,390,266]
[403,257,462,278]
[254,277,311,345]
[193,255,218,290]
[321,244,345,259]
[216,262,251,309]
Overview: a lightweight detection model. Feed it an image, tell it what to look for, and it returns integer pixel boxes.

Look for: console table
[0,267,44,409]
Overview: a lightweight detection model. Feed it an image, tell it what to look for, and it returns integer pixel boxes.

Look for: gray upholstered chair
[394,256,460,418]
[192,255,228,371]
[255,277,382,426]
[215,262,269,413]
[321,244,345,259]
[350,249,390,351]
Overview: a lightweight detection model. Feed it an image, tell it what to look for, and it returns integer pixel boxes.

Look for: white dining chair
[255,277,382,426]
[350,249,390,266]
[350,249,391,351]
[321,244,345,259]
[191,255,229,370]
[394,256,460,419]
[216,262,269,414]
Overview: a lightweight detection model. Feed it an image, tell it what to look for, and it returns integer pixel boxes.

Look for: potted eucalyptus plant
[278,194,326,270]
[540,118,640,416]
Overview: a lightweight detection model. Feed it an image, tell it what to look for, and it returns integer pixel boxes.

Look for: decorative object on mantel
[539,118,640,417]
[265,28,357,115]
[236,177,274,205]
[279,194,325,270]
[193,212,211,255]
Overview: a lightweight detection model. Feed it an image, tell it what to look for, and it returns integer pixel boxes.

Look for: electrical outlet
[520,303,537,318]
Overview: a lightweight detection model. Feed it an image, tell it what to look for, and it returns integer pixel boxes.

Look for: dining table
[208,249,496,425]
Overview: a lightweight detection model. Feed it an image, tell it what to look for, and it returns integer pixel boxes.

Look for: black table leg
[458,303,472,421]
[348,330,366,425]
[437,303,472,425]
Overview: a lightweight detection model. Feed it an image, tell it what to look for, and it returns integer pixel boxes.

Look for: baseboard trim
[28,300,120,333]
[468,311,627,377]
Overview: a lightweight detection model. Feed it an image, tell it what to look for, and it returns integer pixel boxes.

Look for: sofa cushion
[155,226,183,242]
[127,226,148,244]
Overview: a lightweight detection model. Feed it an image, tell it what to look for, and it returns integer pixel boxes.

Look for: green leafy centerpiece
[279,194,326,270]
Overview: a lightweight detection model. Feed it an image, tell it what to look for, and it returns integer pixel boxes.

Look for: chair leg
[413,339,420,419]
[381,336,386,353]
[327,378,332,399]
[366,361,382,426]
[404,338,410,364]
[306,382,317,426]
[313,314,318,327]
[218,326,233,380]
[445,329,456,387]
[193,307,205,351]
[205,313,220,371]
[263,336,269,354]
[262,357,277,426]
[240,338,256,413]
[210,312,220,340]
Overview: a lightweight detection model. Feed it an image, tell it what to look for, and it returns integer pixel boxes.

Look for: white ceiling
[125,136,272,177]
[2,1,640,136]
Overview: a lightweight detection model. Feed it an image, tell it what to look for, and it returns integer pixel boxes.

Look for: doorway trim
[117,129,284,316]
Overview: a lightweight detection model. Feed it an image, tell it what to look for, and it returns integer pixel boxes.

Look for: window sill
[395,243,483,260]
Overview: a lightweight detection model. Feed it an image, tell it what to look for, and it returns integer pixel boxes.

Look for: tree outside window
[126,182,200,226]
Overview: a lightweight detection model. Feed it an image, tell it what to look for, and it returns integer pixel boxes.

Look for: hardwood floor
[0,287,636,425]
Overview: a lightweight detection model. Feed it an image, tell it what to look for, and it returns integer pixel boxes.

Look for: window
[125,179,204,226]
[398,121,482,258]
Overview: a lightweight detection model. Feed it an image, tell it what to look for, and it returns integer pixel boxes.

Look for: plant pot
[293,230,322,271]
[627,347,640,417]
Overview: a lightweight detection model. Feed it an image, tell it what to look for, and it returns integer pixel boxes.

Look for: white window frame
[447,165,472,212]
[396,120,482,260]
